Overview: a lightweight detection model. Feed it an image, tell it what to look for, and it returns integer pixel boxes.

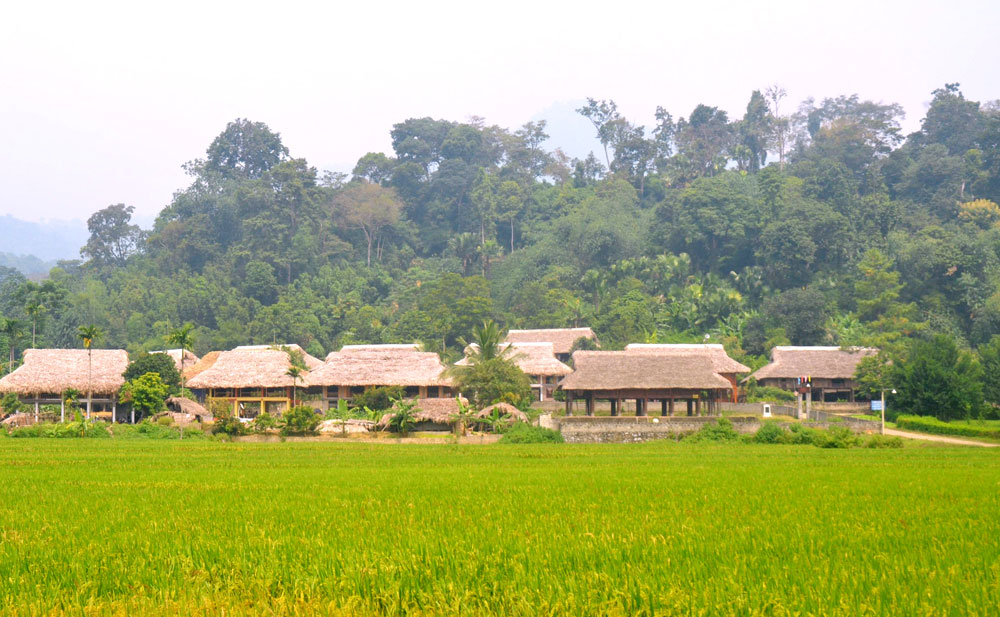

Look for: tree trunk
[509,219,515,253]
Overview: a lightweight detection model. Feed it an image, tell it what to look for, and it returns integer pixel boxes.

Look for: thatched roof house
[150,349,200,372]
[456,342,572,377]
[183,351,220,381]
[749,346,878,402]
[234,344,324,369]
[308,345,453,392]
[186,349,309,389]
[477,402,529,423]
[375,397,467,431]
[505,327,597,358]
[0,349,129,396]
[559,350,733,416]
[624,344,750,374]
[752,346,877,380]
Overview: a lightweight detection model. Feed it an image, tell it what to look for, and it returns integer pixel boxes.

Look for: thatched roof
[559,351,732,391]
[341,344,420,352]
[150,349,200,372]
[309,346,452,387]
[455,342,573,377]
[375,397,467,429]
[0,349,129,395]
[186,350,308,389]
[166,396,211,419]
[505,327,597,355]
[751,346,878,381]
[624,344,750,374]
[183,351,220,381]
[476,402,529,423]
[234,344,324,369]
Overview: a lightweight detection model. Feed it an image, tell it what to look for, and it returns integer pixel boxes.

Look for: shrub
[813,426,859,449]
[686,418,740,442]
[10,421,111,439]
[387,399,418,436]
[352,386,405,412]
[210,410,246,437]
[753,421,787,444]
[156,415,174,426]
[251,412,278,434]
[280,405,320,436]
[115,421,205,440]
[499,423,564,444]
[863,434,904,448]
[895,415,1000,440]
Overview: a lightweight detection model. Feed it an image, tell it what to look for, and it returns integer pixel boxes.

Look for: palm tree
[460,320,510,364]
[450,397,476,437]
[286,365,304,408]
[166,324,195,388]
[77,325,103,420]
[24,303,45,348]
[1,318,25,375]
[448,233,479,277]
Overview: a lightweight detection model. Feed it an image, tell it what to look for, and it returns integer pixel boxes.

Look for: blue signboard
[870,400,883,411]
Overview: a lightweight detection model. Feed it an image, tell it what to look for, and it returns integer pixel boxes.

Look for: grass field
[1,440,998,616]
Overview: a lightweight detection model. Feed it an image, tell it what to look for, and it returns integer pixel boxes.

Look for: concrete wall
[553,415,880,444]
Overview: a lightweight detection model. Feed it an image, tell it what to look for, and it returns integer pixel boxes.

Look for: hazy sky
[2,0,998,224]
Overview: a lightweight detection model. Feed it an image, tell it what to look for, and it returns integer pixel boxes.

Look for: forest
[2,83,1000,413]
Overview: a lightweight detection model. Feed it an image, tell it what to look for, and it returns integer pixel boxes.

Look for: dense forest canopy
[3,85,1000,382]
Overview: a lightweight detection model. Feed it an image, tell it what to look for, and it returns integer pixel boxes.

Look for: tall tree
[1,318,24,374]
[77,324,103,420]
[81,204,145,268]
[165,324,195,387]
[205,118,289,179]
[332,181,404,267]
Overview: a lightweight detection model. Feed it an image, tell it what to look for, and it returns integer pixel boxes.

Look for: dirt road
[884,428,999,448]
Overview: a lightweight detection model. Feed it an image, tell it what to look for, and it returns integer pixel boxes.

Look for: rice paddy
[1,440,998,616]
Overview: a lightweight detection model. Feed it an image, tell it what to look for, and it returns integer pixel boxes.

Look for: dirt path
[884,428,999,448]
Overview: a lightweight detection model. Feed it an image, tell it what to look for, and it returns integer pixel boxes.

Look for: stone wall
[552,415,880,443]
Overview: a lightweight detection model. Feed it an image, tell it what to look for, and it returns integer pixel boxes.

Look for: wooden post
[34,399,39,423]
[796,391,803,419]
[686,399,693,416]
[585,393,594,416]
[60,398,65,423]
[112,401,116,423]
[669,398,675,417]
[86,399,92,421]
[661,399,668,416]
[538,378,545,402]
[806,389,812,419]
[565,392,573,416]
[637,399,647,417]
[695,397,701,416]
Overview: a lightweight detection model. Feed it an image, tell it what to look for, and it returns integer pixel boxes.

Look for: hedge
[895,415,1000,440]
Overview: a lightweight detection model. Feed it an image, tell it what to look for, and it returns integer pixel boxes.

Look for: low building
[307,344,454,408]
[505,327,598,362]
[0,349,130,421]
[456,342,572,401]
[558,351,734,416]
[623,344,750,402]
[186,349,308,420]
[233,344,324,369]
[749,346,878,402]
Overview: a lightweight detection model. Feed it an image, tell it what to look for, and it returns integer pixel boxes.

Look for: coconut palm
[77,325,103,420]
[286,365,304,408]
[166,324,195,387]
[450,397,476,437]
[459,320,510,364]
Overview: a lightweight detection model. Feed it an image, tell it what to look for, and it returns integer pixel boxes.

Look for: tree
[80,204,145,268]
[77,325,103,420]
[205,118,289,179]
[454,356,531,409]
[496,180,524,253]
[120,372,169,420]
[387,398,419,436]
[1,318,24,374]
[853,249,922,351]
[979,336,1000,408]
[460,320,510,363]
[165,324,195,386]
[736,90,771,173]
[24,302,44,348]
[333,181,404,267]
[448,233,479,277]
[450,397,476,436]
[765,84,791,170]
[286,365,304,407]
[123,353,181,391]
[892,335,983,421]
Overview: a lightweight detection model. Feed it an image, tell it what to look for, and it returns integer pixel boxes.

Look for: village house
[0,349,130,421]
[233,344,324,369]
[504,327,598,362]
[307,344,454,409]
[749,346,878,403]
[185,349,308,420]
[558,350,734,416]
[456,341,572,401]
[149,348,200,373]
[623,344,750,403]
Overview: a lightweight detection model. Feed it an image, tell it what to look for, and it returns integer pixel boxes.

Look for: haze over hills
[0,215,88,262]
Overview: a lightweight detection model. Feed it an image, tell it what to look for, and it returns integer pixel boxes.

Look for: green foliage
[351,386,404,412]
[209,407,246,437]
[250,412,278,434]
[454,356,532,409]
[892,335,984,421]
[1,392,25,416]
[685,418,740,442]
[499,423,564,444]
[280,405,320,436]
[978,335,1000,406]
[896,415,1000,440]
[10,421,111,439]
[387,398,418,436]
[124,353,181,390]
[114,421,206,440]
[120,372,170,418]
[744,379,797,403]
[752,421,786,443]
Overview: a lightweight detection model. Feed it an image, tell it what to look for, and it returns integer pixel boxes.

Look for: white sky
[2,0,998,223]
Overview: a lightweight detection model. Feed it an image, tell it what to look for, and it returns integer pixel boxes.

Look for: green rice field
[1,440,998,616]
